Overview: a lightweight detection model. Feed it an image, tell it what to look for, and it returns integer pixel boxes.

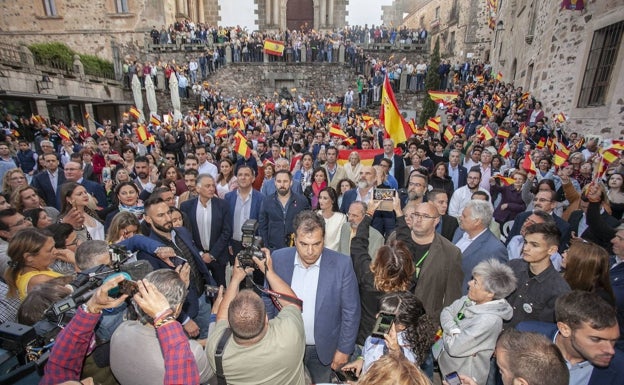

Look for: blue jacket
[517,321,624,385]
[267,247,361,365]
[224,189,264,239]
[506,211,571,253]
[180,197,232,265]
[258,192,310,250]
[32,171,66,210]
[452,228,508,294]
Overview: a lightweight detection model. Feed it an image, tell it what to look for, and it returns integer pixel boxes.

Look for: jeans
[194,293,212,339]
[304,345,332,384]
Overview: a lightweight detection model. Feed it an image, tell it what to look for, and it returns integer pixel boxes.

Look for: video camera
[236,219,264,269]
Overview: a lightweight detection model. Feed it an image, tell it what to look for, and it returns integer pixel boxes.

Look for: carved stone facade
[401,0,492,62]
[493,1,624,136]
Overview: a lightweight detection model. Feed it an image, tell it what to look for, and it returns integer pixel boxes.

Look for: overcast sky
[346,0,394,26]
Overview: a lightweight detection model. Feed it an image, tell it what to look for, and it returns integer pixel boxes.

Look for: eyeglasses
[410,213,438,220]
[10,217,32,227]
[65,239,79,247]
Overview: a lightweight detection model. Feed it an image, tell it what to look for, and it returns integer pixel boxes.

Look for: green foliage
[28,42,113,77]
[419,38,442,128]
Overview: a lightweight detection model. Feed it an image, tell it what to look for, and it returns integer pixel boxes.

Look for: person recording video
[205,249,306,385]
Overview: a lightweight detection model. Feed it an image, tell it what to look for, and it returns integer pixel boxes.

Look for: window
[116,0,129,13]
[578,21,624,107]
[435,7,440,19]
[43,0,57,16]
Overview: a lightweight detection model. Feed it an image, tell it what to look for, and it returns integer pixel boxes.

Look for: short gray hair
[133,269,186,324]
[472,259,517,299]
[465,199,493,228]
[196,173,214,187]
[75,240,109,270]
[349,201,367,214]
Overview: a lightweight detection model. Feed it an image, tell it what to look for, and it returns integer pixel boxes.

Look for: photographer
[41,274,201,385]
[206,251,306,385]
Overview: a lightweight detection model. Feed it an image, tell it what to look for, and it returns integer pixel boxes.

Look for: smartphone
[205,285,220,297]
[373,188,396,211]
[118,279,139,297]
[445,371,462,385]
[371,312,395,339]
[333,369,358,382]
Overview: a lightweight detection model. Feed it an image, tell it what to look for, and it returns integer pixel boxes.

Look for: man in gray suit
[337,201,384,258]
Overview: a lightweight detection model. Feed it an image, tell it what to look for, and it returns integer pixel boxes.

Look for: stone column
[225,45,232,64]
[266,0,272,25]
[35,101,50,123]
[314,4,320,30]
[320,0,326,28]
[338,44,345,63]
[273,0,279,29]
[198,0,205,23]
[301,46,307,62]
[84,104,95,132]
[328,0,334,28]
[400,72,408,92]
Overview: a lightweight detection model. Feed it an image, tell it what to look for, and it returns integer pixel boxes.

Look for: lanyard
[414,250,429,279]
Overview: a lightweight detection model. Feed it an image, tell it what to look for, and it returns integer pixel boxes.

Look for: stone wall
[402,0,492,63]
[492,1,624,136]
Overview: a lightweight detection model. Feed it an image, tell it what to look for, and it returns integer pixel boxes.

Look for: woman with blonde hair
[562,238,615,305]
[344,151,362,183]
[5,228,64,300]
[2,168,28,197]
[11,185,60,221]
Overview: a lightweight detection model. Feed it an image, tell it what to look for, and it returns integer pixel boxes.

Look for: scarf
[119,202,145,220]
[311,181,327,208]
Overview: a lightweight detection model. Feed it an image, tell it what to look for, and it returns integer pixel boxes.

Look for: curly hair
[371,240,414,293]
[378,292,436,365]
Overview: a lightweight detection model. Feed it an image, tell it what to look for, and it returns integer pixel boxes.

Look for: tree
[419,37,441,128]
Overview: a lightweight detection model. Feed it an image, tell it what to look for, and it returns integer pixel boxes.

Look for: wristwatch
[81,303,100,314]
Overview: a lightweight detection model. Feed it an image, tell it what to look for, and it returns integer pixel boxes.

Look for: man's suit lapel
[315,249,335,314]
[462,231,488,258]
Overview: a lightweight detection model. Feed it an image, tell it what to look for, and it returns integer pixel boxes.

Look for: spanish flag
[329,124,348,140]
[129,106,141,120]
[443,126,455,143]
[233,131,251,158]
[427,116,441,133]
[497,129,510,139]
[494,175,515,186]
[496,72,503,82]
[337,149,384,167]
[84,112,90,120]
[136,125,150,142]
[58,126,71,141]
[522,153,537,175]
[326,103,342,114]
[242,107,253,116]
[536,137,546,149]
[479,125,495,141]
[380,75,412,145]
[518,123,528,135]
[555,112,567,123]
[553,149,570,167]
[215,128,228,138]
[428,90,459,105]
[611,140,624,151]
[263,39,285,56]
[476,75,485,83]
[602,148,620,165]
[150,114,162,126]
[343,137,357,146]
[482,104,493,118]
[499,142,510,158]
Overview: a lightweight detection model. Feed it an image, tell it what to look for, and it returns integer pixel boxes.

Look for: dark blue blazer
[137,227,217,320]
[373,153,405,188]
[517,321,624,385]
[180,197,232,265]
[267,247,361,366]
[448,163,468,189]
[506,211,571,253]
[452,228,508,294]
[80,178,108,208]
[224,189,264,225]
[31,171,66,210]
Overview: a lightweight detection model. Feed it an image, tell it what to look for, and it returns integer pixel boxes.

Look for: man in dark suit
[568,200,619,253]
[453,200,508,293]
[180,173,232,287]
[517,291,624,385]
[62,161,107,208]
[224,165,264,261]
[506,190,571,252]
[267,211,360,384]
[428,189,458,241]
[373,138,405,188]
[31,153,65,210]
[139,197,217,340]
[448,149,468,190]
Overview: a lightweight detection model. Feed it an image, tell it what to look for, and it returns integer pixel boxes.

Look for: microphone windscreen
[120,260,154,281]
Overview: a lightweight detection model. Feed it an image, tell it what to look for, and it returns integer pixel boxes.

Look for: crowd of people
[0,41,624,385]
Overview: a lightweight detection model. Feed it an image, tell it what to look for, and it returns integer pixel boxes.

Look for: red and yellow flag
[58,126,71,141]
[482,104,493,118]
[427,116,441,133]
[263,39,285,56]
[326,103,342,114]
[478,125,495,141]
[380,75,412,145]
[497,129,510,139]
[215,128,228,138]
[129,106,141,120]
[337,149,384,167]
[494,175,515,186]
[521,153,537,175]
[554,112,567,123]
[443,126,455,143]
[329,124,348,140]
[553,148,570,167]
[536,137,546,149]
[496,72,503,82]
[150,114,162,126]
[428,90,459,105]
[233,131,251,158]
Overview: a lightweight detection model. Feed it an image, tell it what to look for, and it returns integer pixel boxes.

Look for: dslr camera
[236,219,265,269]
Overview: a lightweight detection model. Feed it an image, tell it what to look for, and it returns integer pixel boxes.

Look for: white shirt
[291,253,321,345]
[198,161,218,179]
[196,198,212,250]
[455,228,487,252]
[48,170,59,193]
[356,188,374,204]
[448,186,490,218]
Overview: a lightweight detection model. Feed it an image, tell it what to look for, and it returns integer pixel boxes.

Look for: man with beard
[404,171,428,205]
[337,201,384,257]
[133,156,154,195]
[518,291,623,385]
[259,170,310,251]
[139,197,217,341]
[448,168,490,218]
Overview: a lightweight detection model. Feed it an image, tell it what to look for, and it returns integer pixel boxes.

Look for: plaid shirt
[41,307,200,385]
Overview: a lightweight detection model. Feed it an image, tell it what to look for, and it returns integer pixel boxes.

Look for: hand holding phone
[445,371,462,385]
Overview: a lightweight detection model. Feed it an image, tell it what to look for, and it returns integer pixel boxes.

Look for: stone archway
[287,0,314,31]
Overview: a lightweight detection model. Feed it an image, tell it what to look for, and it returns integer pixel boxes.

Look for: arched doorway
[287,0,313,32]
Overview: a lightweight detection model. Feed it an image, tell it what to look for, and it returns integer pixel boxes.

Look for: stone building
[492,1,624,136]
[401,0,493,62]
